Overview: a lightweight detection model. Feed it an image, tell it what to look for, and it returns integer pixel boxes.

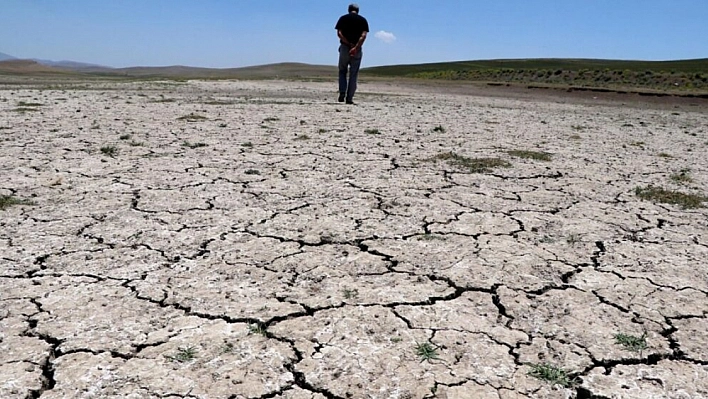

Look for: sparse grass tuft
[119,134,132,140]
[431,152,511,173]
[635,185,705,209]
[294,134,310,140]
[432,125,446,133]
[182,141,207,149]
[415,342,439,362]
[100,145,118,157]
[670,169,693,184]
[165,346,197,363]
[528,363,579,388]
[12,107,40,112]
[614,332,648,353]
[129,140,144,147]
[657,152,673,158]
[177,113,207,122]
[318,128,328,133]
[365,128,381,135]
[0,195,35,210]
[220,342,234,354]
[418,234,446,241]
[507,150,552,161]
[248,323,267,336]
[17,101,43,107]
[245,169,260,175]
[262,117,280,122]
[343,288,359,299]
[241,142,253,148]
[566,233,583,246]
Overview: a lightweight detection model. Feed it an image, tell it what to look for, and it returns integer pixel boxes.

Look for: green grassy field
[363,58,708,92]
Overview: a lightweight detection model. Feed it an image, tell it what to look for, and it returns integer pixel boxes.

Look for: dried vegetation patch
[431,151,511,173]
[635,185,706,209]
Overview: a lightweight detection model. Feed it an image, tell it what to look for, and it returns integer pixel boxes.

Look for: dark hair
[348,3,359,13]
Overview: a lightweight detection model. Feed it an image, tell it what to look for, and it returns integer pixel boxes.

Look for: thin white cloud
[375,30,397,44]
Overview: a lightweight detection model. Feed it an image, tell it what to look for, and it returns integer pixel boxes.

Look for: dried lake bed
[1,79,707,398]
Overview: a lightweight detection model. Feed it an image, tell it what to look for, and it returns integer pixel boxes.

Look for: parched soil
[1,79,707,399]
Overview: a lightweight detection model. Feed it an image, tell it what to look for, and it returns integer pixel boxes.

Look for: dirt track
[1,79,707,398]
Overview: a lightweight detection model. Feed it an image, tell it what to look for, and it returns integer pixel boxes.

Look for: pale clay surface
[1,79,707,399]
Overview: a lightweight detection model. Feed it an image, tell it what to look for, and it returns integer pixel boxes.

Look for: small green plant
[294,134,310,140]
[241,142,253,148]
[177,113,207,121]
[262,117,280,122]
[614,332,648,353]
[182,141,207,149]
[165,346,197,362]
[415,342,439,362]
[245,169,260,175]
[248,323,267,336]
[566,233,583,246]
[657,152,673,158]
[418,234,446,241]
[528,363,579,388]
[17,101,43,107]
[365,128,381,135]
[431,152,511,173]
[0,195,35,210]
[12,107,40,112]
[318,128,328,133]
[100,145,117,157]
[220,342,234,354]
[390,337,403,343]
[218,123,228,128]
[507,150,552,161]
[670,169,693,184]
[343,288,359,299]
[432,125,446,133]
[635,185,705,209]
[119,134,131,140]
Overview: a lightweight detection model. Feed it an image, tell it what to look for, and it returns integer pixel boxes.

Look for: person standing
[335,3,369,104]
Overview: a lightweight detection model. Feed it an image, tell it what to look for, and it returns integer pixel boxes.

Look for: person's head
[348,3,359,13]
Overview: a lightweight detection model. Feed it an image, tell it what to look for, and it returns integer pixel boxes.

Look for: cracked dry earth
[1,79,707,399]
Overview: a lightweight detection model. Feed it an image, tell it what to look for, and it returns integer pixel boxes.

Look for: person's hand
[349,47,358,56]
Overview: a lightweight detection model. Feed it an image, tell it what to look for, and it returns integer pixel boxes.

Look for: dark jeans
[338,44,362,101]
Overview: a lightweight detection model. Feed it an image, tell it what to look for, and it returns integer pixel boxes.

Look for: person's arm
[352,31,367,50]
[337,30,353,47]
[349,31,367,56]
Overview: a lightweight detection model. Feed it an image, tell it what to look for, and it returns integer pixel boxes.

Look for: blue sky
[1,0,706,68]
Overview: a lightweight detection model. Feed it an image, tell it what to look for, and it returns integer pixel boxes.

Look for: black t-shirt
[335,13,369,45]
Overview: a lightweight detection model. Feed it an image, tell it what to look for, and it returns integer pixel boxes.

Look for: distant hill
[33,59,107,70]
[0,59,336,79]
[0,52,16,62]
[362,58,708,92]
[363,58,708,76]
[2,55,707,93]
[0,59,73,75]
[106,62,336,79]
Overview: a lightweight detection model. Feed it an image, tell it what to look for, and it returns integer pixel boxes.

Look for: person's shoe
[338,93,345,102]
[346,99,355,105]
